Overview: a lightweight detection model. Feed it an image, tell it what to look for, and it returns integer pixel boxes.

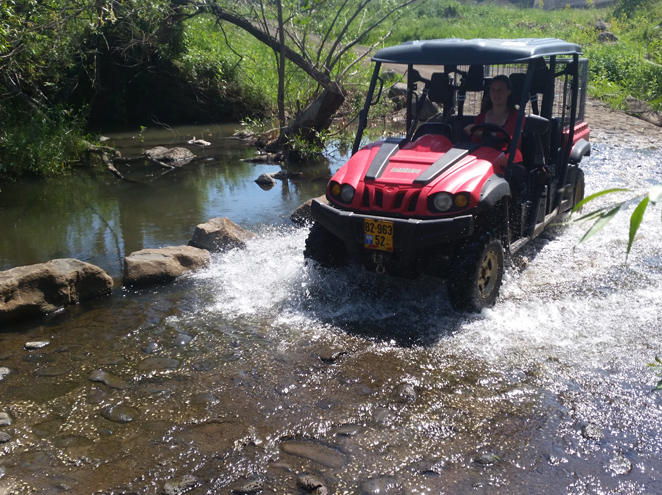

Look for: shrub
[0,103,89,179]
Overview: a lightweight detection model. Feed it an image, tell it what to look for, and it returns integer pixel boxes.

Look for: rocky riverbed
[1,100,662,495]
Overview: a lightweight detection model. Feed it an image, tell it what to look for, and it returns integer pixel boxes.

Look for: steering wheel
[470,123,511,149]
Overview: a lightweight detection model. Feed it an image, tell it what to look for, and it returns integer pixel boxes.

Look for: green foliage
[613,0,659,19]
[286,130,327,163]
[587,43,662,107]
[572,185,662,260]
[648,356,662,391]
[0,103,90,179]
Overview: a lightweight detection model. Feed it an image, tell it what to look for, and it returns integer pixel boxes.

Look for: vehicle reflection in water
[0,135,662,494]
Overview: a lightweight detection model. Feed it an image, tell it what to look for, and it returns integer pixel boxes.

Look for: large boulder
[123,246,210,288]
[188,217,256,252]
[291,195,328,226]
[0,259,113,324]
[144,146,195,167]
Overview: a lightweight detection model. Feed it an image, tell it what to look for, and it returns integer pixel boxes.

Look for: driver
[463,74,524,163]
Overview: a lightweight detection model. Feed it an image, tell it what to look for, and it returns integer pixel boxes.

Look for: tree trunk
[271,81,345,149]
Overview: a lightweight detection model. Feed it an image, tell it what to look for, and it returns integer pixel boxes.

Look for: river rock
[188,217,256,252]
[0,431,10,443]
[100,404,139,423]
[474,453,497,465]
[0,412,11,426]
[231,479,264,494]
[395,383,417,403]
[316,345,347,363]
[145,146,194,167]
[280,440,347,468]
[138,357,180,371]
[123,245,210,287]
[255,173,277,186]
[89,369,130,390]
[25,341,50,349]
[0,258,113,324]
[607,453,633,475]
[581,423,604,441]
[291,195,328,226]
[297,474,324,491]
[0,367,10,381]
[36,367,69,377]
[163,474,199,495]
[360,476,404,495]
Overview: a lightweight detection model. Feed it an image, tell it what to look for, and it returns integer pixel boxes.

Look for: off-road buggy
[304,38,591,311]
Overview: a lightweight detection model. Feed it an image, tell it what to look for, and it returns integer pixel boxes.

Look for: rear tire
[447,236,504,312]
[304,222,348,267]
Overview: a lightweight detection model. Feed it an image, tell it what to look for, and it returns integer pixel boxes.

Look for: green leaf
[577,205,622,245]
[572,205,619,223]
[649,185,662,204]
[654,379,662,391]
[572,188,630,213]
[626,196,649,259]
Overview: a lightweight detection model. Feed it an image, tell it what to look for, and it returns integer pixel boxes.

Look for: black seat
[520,114,550,167]
[445,114,476,144]
[411,122,452,141]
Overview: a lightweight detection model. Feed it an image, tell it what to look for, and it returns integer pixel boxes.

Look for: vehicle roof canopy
[372,38,583,66]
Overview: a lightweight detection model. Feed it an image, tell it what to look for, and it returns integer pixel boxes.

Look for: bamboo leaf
[626,196,649,259]
[649,185,662,204]
[654,379,662,391]
[572,205,620,223]
[577,205,622,245]
[572,188,630,213]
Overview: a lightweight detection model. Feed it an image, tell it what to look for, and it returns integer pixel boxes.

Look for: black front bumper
[311,199,474,255]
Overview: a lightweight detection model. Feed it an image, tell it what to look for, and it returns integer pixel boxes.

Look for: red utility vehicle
[305,38,591,311]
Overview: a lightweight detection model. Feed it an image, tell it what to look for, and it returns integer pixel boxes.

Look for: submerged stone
[608,454,633,475]
[280,440,347,468]
[163,474,199,495]
[100,405,139,424]
[89,370,130,390]
[0,412,12,426]
[231,479,264,494]
[138,357,180,371]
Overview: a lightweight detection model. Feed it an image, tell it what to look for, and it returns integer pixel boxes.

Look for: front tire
[447,236,504,312]
[304,222,348,267]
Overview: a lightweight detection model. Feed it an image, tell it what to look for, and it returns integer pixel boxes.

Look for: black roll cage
[351,38,583,188]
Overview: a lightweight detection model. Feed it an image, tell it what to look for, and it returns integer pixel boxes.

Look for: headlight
[433,193,453,212]
[340,184,355,203]
[454,194,469,208]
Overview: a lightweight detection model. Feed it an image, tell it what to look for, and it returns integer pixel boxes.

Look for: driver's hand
[464,124,481,137]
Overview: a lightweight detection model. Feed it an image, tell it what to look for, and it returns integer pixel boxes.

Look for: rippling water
[1,142,661,494]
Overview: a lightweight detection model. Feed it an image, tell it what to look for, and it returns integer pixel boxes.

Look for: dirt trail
[583,97,661,150]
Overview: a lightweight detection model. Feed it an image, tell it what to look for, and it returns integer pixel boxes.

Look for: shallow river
[0,125,661,495]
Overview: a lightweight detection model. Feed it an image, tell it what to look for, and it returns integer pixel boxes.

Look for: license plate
[364,218,394,252]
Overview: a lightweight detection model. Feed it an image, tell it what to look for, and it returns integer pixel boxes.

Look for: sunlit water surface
[0,134,661,494]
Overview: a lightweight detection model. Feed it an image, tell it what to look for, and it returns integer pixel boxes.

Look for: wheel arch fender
[569,138,591,165]
[478,175,511,211]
